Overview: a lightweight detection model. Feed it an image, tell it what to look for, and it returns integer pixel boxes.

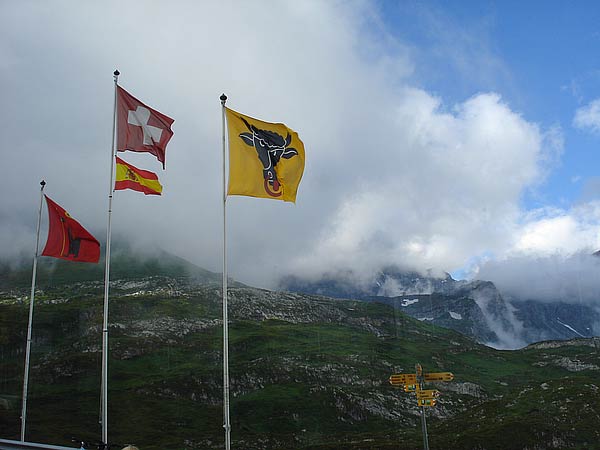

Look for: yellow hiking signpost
[389,373,417,384]
[389,364,454,450]
[423,372,454,382]
[416,389,440,400]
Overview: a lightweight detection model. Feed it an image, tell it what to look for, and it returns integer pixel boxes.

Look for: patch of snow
[556,318,585,337]
[418,317,434,321]
[125,290,147,297]
[449,311,462,320]
[401,298,419,307]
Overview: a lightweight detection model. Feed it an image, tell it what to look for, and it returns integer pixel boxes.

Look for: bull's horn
[240,116,253,131]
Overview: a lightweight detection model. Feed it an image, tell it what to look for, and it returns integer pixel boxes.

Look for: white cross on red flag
[116,85,174,169]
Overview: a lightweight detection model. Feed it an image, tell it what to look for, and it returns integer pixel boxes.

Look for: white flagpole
[101,69,119,447]
[20,179,46,442]
[220,93,231,450]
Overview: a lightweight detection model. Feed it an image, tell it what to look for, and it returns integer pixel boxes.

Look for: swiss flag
[116,85,174,169]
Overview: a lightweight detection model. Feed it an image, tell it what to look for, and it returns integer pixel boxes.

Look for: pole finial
[220,93,227,106]
[114,70,120,83]
[40,180,46,191]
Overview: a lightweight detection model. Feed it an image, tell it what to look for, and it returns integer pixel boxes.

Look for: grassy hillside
[1,256,599,449]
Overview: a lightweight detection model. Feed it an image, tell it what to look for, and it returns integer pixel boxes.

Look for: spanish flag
[41,196,100,263]
[115,157,163,195]
[225,107,305,203]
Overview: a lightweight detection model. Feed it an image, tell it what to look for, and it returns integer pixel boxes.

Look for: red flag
[116,85,174,169]
[41,196,100,263]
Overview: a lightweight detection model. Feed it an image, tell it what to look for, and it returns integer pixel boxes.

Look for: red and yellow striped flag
[115,157,162,195]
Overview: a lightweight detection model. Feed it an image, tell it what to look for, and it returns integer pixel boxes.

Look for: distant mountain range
[280,267,600,348]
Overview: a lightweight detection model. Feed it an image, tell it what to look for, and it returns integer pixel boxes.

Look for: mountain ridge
[280,268,600,348]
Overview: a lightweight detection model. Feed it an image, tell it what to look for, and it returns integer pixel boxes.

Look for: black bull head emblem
[60,217,81,258]
[239,117,299,197]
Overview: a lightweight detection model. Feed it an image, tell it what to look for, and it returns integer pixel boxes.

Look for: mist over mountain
[476,251,600,304]
[280,264,600,349]
[4,241,598,351]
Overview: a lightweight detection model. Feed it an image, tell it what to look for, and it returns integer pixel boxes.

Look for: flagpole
[20,180,46,442]
[220,93,231,450]
[101,69,119,447]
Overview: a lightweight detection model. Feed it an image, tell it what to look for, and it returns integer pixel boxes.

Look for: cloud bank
[478,251,600,304]
[287,90,556,282]
[2,0,599,300]
[476,202,600,304]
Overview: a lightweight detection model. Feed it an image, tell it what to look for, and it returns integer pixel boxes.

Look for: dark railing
[0,440,78,450]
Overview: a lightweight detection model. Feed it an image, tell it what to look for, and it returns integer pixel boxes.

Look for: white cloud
[478,251,600,304]
[288,89,557,281]
[0,0,571,290]
[512,203,600,256]
[475,202,600,304]
[573,99,600,133]
[514,214,583,254]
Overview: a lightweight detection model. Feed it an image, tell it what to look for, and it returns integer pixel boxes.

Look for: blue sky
[382,0,600,211]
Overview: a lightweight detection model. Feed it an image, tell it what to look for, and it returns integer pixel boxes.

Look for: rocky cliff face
[280,269,600,349]
[510,299,600,342]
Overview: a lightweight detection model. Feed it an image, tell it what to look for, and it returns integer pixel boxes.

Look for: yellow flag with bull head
[225,107,305,203]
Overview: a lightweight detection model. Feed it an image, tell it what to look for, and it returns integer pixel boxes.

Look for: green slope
[1,256,599,450]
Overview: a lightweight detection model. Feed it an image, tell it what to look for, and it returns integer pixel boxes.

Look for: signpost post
[389,364,454,450]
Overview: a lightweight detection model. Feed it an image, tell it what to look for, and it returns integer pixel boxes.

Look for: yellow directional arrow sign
[416,389,440,400]
[423,372,454,382]
[389,366,454,410]
[389,374,417,385]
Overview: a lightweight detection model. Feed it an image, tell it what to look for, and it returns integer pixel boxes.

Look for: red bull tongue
[263,179,283,197]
